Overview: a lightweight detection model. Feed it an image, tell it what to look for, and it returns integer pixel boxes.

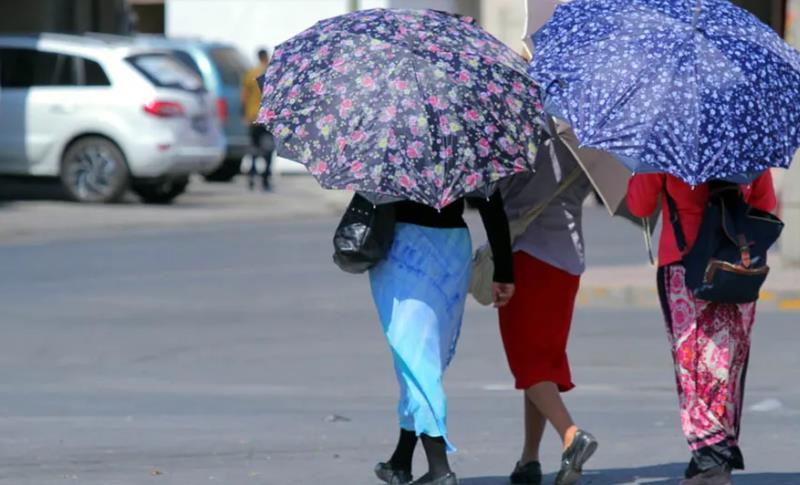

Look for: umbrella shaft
[692,0,703,29]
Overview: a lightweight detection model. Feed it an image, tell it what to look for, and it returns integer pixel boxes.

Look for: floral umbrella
[257,8,544,209]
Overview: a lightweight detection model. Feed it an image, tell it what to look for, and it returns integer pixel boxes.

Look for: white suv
[0,33,225,203]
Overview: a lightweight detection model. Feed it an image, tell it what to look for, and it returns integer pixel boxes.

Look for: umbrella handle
[643,217,656,267]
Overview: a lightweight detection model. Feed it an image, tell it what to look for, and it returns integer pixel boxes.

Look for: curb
[576,285,800,312]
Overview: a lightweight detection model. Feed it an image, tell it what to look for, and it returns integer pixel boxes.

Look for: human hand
[492,283,515,308]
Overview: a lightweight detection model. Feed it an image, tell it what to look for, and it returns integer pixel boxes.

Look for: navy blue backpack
[664,182,784,304]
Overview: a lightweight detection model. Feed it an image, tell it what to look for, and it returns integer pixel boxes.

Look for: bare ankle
[562,425,578,450]
[520,449,539,465]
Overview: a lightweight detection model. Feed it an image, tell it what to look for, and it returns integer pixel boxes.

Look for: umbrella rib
[402,23,446,208]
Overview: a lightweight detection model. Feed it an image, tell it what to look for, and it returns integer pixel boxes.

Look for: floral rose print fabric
[257,8,543,209]
[660,264,754,461]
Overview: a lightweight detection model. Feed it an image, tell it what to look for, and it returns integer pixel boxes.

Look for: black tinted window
[0,48,76,87]
[83,59,110,86]
[208,47,248,86]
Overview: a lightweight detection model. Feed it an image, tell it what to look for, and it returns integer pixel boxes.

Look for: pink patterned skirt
[657,264,755,472]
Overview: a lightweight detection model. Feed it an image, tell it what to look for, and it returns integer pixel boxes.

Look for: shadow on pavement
[0,176,68,201]
[460,463,800,485]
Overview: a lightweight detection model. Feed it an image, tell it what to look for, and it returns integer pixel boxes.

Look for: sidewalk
[580,257,800,312]
[0,175,350,245]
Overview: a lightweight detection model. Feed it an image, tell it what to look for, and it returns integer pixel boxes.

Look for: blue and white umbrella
[529,0,800,185]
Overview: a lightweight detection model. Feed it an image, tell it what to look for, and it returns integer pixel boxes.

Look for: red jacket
[626,172,777,267]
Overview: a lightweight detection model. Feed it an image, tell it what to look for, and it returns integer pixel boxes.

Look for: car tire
[133,176,190,205]
[60,136,130,203]
[203,157,242,182]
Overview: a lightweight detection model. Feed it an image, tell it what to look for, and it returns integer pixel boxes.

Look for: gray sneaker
[680,465,732,485]
[554,430,598,485]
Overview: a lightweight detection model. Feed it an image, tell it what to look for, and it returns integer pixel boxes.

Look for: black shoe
[410,471,458,484]
[679,465,732,485]
[685,458,702,479]
[375,462,413,485]
[554,430,598,485]
[510,460,542,484]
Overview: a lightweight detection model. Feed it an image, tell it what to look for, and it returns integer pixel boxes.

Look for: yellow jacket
[242,63,268,123]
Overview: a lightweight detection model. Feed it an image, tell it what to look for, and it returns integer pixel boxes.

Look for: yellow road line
[759,291,777,302]
[778,299,800,311]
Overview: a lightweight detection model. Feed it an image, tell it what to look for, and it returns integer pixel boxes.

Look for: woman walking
[627,172,777,485]
[497,137,598,485]
[371,193,515,485]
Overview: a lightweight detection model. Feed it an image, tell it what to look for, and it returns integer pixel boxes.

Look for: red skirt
[498,252,580,391]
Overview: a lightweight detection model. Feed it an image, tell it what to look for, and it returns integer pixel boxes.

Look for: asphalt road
[0,215,798,485]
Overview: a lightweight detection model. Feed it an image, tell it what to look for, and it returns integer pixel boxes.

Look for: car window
[0,48,77,87]
[170,50,203,77]
[82,58,111,86]
[126,53,204,92]
[208,46,248,86]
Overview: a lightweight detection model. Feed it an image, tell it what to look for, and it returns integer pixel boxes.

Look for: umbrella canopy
[529,0,800,185]
[547,119,659,230]
[555,123,629,215]
[258,8,544,209]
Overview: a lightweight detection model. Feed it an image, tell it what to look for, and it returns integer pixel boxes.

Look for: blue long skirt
[369,223,472,452]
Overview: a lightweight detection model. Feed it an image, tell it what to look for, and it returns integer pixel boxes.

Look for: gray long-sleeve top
[499,143,594,276]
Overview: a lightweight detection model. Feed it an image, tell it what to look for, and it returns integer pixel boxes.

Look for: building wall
[0,0,131,34]
[480,0,526,51]
[732,0,786,33]
[788,0,800,44]
[132,4,165,34]
[780,0,800,264]
[166,0,352,60]
[164,0,480,65]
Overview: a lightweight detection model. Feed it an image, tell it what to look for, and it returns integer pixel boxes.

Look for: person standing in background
[242,48,274,191]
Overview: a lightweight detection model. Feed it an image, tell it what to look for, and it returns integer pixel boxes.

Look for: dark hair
[257,49,269,62]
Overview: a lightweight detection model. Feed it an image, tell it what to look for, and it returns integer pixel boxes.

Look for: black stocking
[389,429,418,473]
[420,434,451,478]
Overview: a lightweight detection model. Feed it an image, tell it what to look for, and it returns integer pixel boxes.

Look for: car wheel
[203,157,242,182]
[60,137,129,203]
[133,176,190,204]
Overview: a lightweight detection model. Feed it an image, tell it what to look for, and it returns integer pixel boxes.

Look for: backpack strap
[663,183,689,256]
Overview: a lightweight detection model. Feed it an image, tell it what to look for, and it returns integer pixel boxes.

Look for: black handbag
[332,193,396,274]
[664,182,784,304]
